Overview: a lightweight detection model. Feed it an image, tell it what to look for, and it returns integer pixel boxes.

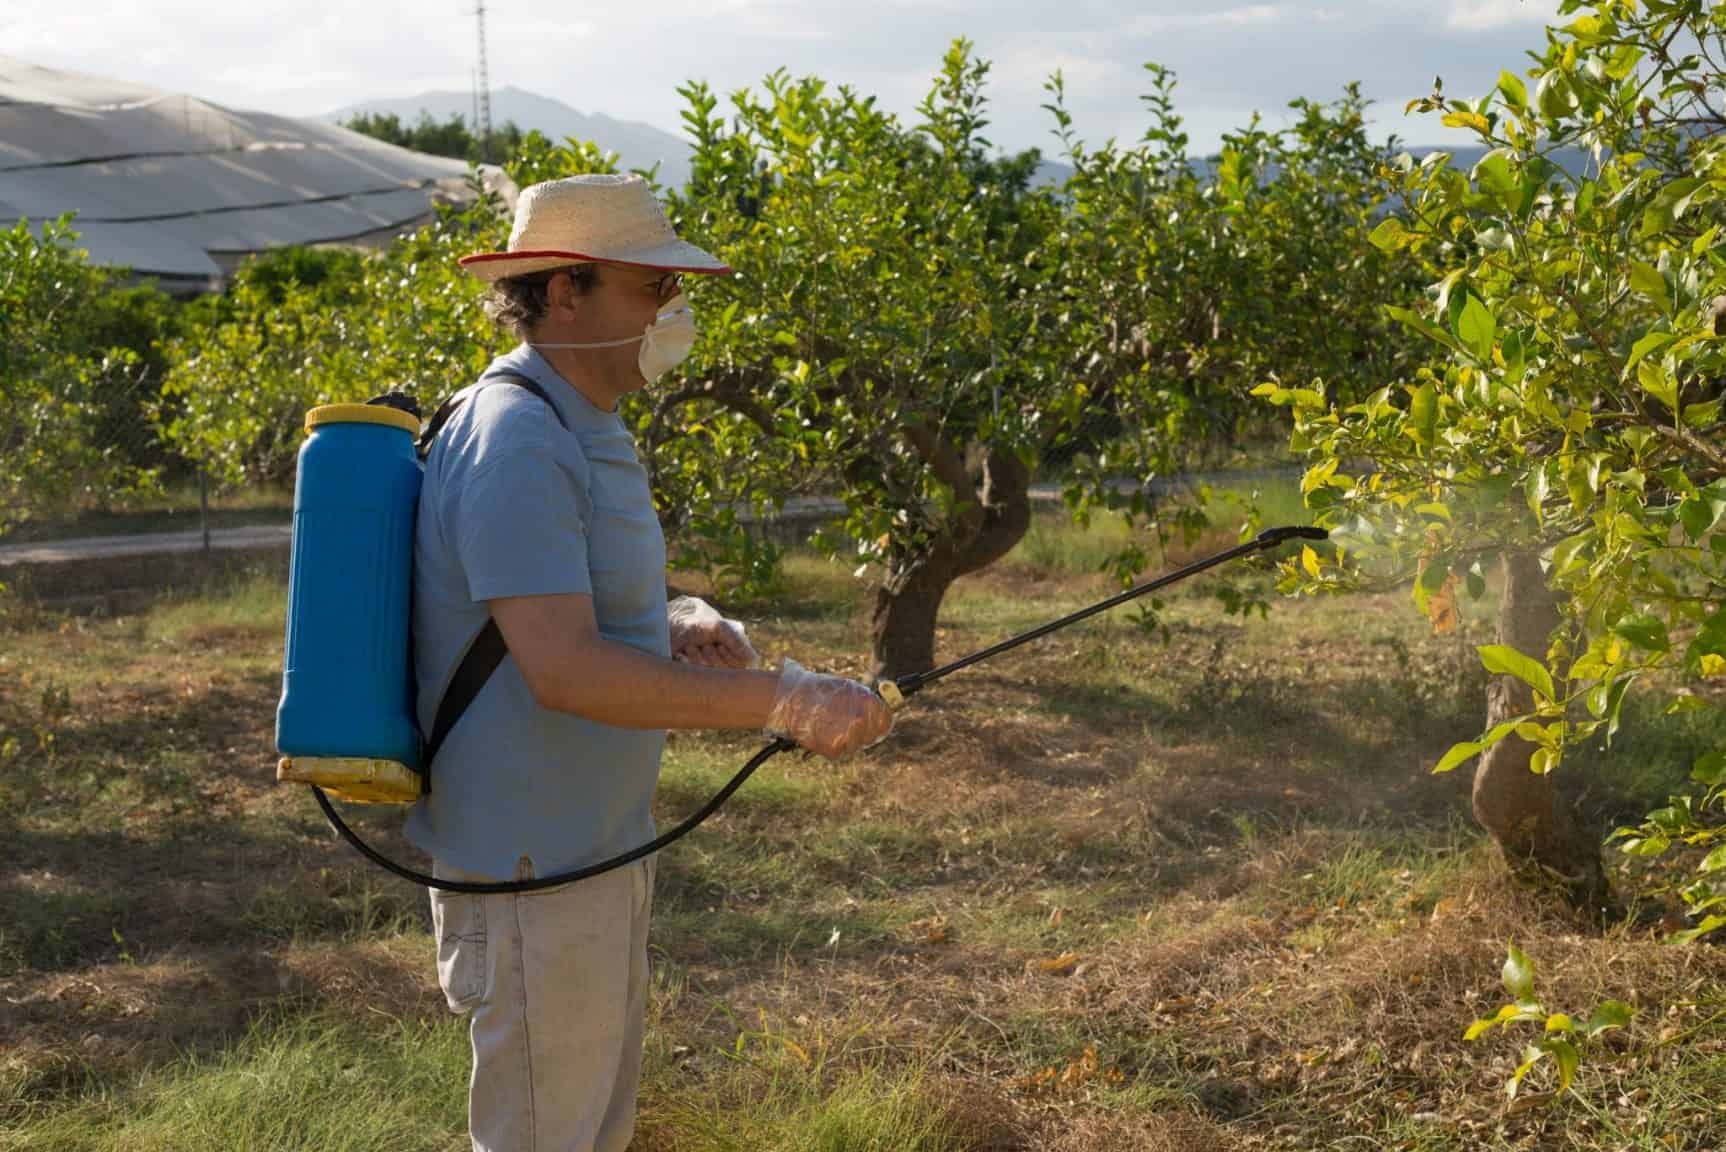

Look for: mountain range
[322,85,695,188]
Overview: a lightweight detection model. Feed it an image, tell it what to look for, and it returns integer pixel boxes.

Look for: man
[409,174,892,1152]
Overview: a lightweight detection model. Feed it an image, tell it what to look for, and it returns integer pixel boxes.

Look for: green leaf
[1409,380,1438,449]
[1369,217,1408,253]
[1642,177,1704,237]
[1679,493,1725,539]
[1546,1037,1579,1094]
[1466,560,1487,600]
[1583,1000,1633,1038]
[1613,614,1670,653]
[1684,399,1723,429]
[1699,844,1726,874]
[1434,740,1484,774]
[1669,914,1726,945]
[1626,330,1676,373]
[1498,70,1529,110]
[1685,612,1726,678]
[1502,942,1536,1003]
[1604,44,1643,80]
[1473,153,1521,214]
[1694,750,1726,788]
[1456,293,1497,362]
[1526,462,1550,521]
[1508,1044,1545,1099]
[1465,1001,1529,1041]
[1629,261,1667,307]
[1386,304,1466,356]
[1636,364,1677,414]
[1536,69,1575,120]
[1602,677,1630,740]
[1479,644,1556,702]
[1419,551,1453,593]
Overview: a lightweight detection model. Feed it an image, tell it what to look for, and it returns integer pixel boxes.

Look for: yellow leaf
[908,913,949,944]
[1030,951,1081,975]
[1701,653,1726,680]
[1427,575,1459,636]
[1442,110,1491,132]
[1302,545,1322,579]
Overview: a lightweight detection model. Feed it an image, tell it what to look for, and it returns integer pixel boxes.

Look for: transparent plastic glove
[668,596,758,668]
[765,658,894,760]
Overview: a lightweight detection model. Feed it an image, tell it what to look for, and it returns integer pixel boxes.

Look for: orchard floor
[4,516,1725,1150]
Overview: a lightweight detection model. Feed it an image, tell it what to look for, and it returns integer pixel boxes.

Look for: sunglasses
[649,271,683,301]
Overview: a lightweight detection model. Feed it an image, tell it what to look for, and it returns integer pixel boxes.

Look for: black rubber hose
[310,524,1326,894]
[311,737,794,894]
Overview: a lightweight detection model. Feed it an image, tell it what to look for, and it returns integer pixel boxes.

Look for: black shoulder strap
[418,371,567,458]
[420,372,570,773]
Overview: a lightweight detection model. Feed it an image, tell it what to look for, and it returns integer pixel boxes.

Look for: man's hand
[764,659,893,759]
[667,596,758,669]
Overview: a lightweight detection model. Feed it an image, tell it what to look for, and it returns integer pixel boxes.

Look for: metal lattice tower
[474,1,494,163]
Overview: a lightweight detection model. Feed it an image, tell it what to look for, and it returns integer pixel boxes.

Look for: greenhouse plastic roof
[0,56,474,290]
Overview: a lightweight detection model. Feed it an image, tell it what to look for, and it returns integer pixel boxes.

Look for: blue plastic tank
[275,404,424,803]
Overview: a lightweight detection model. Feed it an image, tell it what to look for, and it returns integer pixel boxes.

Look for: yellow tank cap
[304,404,421,437]
[278,756,423,805]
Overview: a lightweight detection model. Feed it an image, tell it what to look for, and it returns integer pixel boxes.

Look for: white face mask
[530,293,696,384]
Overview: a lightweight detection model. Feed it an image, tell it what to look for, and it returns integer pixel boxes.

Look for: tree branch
[901,420,985,548]
[955,444,1031,578]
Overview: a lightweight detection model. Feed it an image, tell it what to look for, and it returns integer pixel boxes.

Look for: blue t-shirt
[405,344,670,879]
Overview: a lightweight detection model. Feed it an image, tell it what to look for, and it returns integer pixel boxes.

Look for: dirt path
[0,525,293,567]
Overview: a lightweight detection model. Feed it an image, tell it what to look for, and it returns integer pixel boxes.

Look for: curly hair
[483,264,597,338]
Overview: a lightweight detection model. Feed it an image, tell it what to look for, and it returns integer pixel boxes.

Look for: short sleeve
[451,429,593,603]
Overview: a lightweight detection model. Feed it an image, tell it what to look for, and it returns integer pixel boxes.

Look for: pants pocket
[429,889,488,1013]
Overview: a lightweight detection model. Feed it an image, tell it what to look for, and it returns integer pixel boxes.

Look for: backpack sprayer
[275,395,1326,894]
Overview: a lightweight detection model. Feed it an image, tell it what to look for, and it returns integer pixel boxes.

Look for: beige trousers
[429,856,655,1152]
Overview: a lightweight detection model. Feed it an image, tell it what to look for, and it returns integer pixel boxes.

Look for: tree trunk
[870,434,1031,683]
[1471,551,1612,915]
[871,551,957,683]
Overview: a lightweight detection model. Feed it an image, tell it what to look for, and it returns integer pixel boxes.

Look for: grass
[5,1011,470,1151]
[3,515,1726,1150]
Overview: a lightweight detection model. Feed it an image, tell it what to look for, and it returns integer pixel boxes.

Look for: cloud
[1446,0,1559,31]
[1202,5,1286,26]
[994,49,1120,94]
[7,0,1565,155]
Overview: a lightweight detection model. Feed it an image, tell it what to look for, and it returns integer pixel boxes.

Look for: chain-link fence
[2,360,290,543]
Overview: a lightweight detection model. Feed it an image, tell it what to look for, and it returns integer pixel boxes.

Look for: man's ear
[545,270,581,320]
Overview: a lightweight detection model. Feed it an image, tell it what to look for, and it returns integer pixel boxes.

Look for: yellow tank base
[277,756,423,805]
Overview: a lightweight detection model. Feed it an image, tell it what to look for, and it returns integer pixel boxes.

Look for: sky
[5,0,1565,155]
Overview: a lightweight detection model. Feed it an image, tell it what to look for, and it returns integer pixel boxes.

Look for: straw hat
[458,174,731,282]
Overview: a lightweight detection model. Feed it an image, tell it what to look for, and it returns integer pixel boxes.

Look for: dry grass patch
[4,543,1726,1149]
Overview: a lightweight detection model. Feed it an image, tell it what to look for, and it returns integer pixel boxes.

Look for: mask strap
[529,296,690,351]
[530,333,644,350]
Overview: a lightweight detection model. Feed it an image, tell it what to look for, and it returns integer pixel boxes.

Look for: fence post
[199,469,211,578]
